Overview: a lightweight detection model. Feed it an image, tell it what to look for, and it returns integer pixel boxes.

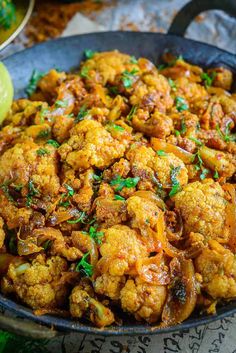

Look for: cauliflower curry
[0,50,235,328]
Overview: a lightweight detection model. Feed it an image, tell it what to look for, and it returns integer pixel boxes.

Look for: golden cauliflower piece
[97,225,148,276]
[94,273,126,300]
[120,278,166,323]
[173,180,227,241]
[195,240,236,299]
[127,145,188,189]
[1,255,69,309]
[70,282,115,327]
[0,140,60,197]
[58,120,129,171]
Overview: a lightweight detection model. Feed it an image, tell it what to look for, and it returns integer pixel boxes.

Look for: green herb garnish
[200,168,209,180]
[180,118,187,134]
[127,105,137,121]
[0,182,14,202]
[168,78,177,91]
[26,70,45,97]
[189,136,203,146]
[88,226,104,245]
[174,130,181,137]
[75,252,93,277]
[107,123,124,132]
[216,122,235,143]
[114,194,125,201]
[67,211,87,224]
[46,139,60,148]
[58,200,70,208]
[36,148,50,156]
[110,175,140,191]
[42,239,52,251]
[108,86,119,95]
[169,166,181,197]
[130,56,138,64]
[157,150,167,156]
[64,184,75,197]
[75,105,88,123]
[201,71,216,87]
[84,49,97,59]
[55,100,68,108]
[214,170,219,179]
[80,66,90,79]
[93,173,103,182]
[26,180,39,207]
[121,69,139,88]
[37,129,50,139]
[175,96,188,112]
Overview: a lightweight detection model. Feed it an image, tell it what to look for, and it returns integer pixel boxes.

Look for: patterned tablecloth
[0,1,236,352]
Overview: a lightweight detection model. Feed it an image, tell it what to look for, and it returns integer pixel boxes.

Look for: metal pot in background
[0,0,35,51]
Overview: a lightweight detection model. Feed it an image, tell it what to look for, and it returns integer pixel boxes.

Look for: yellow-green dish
[0,0,34,50]
[0,62,13,124]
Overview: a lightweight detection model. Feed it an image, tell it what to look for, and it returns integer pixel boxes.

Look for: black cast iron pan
[1,0,236,339]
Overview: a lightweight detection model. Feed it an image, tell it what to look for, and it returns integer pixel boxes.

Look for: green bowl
[0,0,35,51]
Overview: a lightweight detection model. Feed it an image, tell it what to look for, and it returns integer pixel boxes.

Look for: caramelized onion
[151,138,194,164]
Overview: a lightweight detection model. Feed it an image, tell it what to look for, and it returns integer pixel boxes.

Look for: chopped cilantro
[107,123,124,132]
[55,100,68,108]
[36,148,50,156]
[121,69,139,88]
[200,168,209,180]
[37,129,50,139]
[189,136,203,146]
[59,200,70,208]
[26,69,45,97]
[46,139,60,148]
[180,118,187,135]
[67,211,87,224]
[64,184,75,197]
[174,129,181,137]
[108,86,119,95]
[75,105,88,123]
[114,194,125,201]
[88,226,104,245]
[169,166,181,197]
[201,71,216,87]
[84,49,97,59]
[216,122,235,143]
[0,182,14,202]
[75,252,93,277]
[214,170,219,179]
[157,150,167,156]
[127,105,137,121]
[93,173,103,182]
[26,180,39,207]
[130,56,138,64]
[80,66,90,79]
[168,78,177,91]
[175,96,188,112]
[42,239,52,251]
[110,175,140,191]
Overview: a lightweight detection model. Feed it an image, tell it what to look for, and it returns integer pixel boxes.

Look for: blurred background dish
[0,0,34,51]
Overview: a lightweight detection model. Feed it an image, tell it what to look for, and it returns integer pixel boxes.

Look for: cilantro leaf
[110,176,140,191]
[80,66,90,79]
[127,105,137,121]
[36,148,50,156]
[84,49,97,59]
[64,184,74,197]
[201,71,216,87]
[55,100,68,108]
[175,96,188,112]
[169,166,181,197]
[46,139,60,148]
[107,123,124,132]
[75,252,93,277]
[189,136,203,146]
[157,150,167,156]
[26,180,39,207]
[67,211,87,224]
[130,56,138,64]
[75,105,88,123]
[168,78,177,91]
[121,69,139,88]
[26,69,45,97]
[114,194,125,201]
[37,129,50,139]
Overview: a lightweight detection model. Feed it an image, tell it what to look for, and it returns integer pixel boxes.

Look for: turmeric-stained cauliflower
[1,255,69,309]
[195,240,236,299]
[120,278,166,323]
[0,50,235,329]
[173,180,227,241]
[58,120,129,171]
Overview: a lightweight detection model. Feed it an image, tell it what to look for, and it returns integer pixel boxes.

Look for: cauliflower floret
[1,255,69,309]
[94,273,126,300]
[173,180,227,240]
[70,282,115,327]
[132,109,173,138]
[120,278,166,323]
[58,120,129,171]
[97,225,148,276]
[195,240,236,299]
[0,140,60,197]
[127,145,188,189]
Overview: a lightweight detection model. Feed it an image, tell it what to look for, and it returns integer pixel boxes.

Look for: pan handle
[168,0,236,36]
[0,313,59,339]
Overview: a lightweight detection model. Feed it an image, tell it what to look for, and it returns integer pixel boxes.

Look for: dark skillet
[1,0,236,339]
